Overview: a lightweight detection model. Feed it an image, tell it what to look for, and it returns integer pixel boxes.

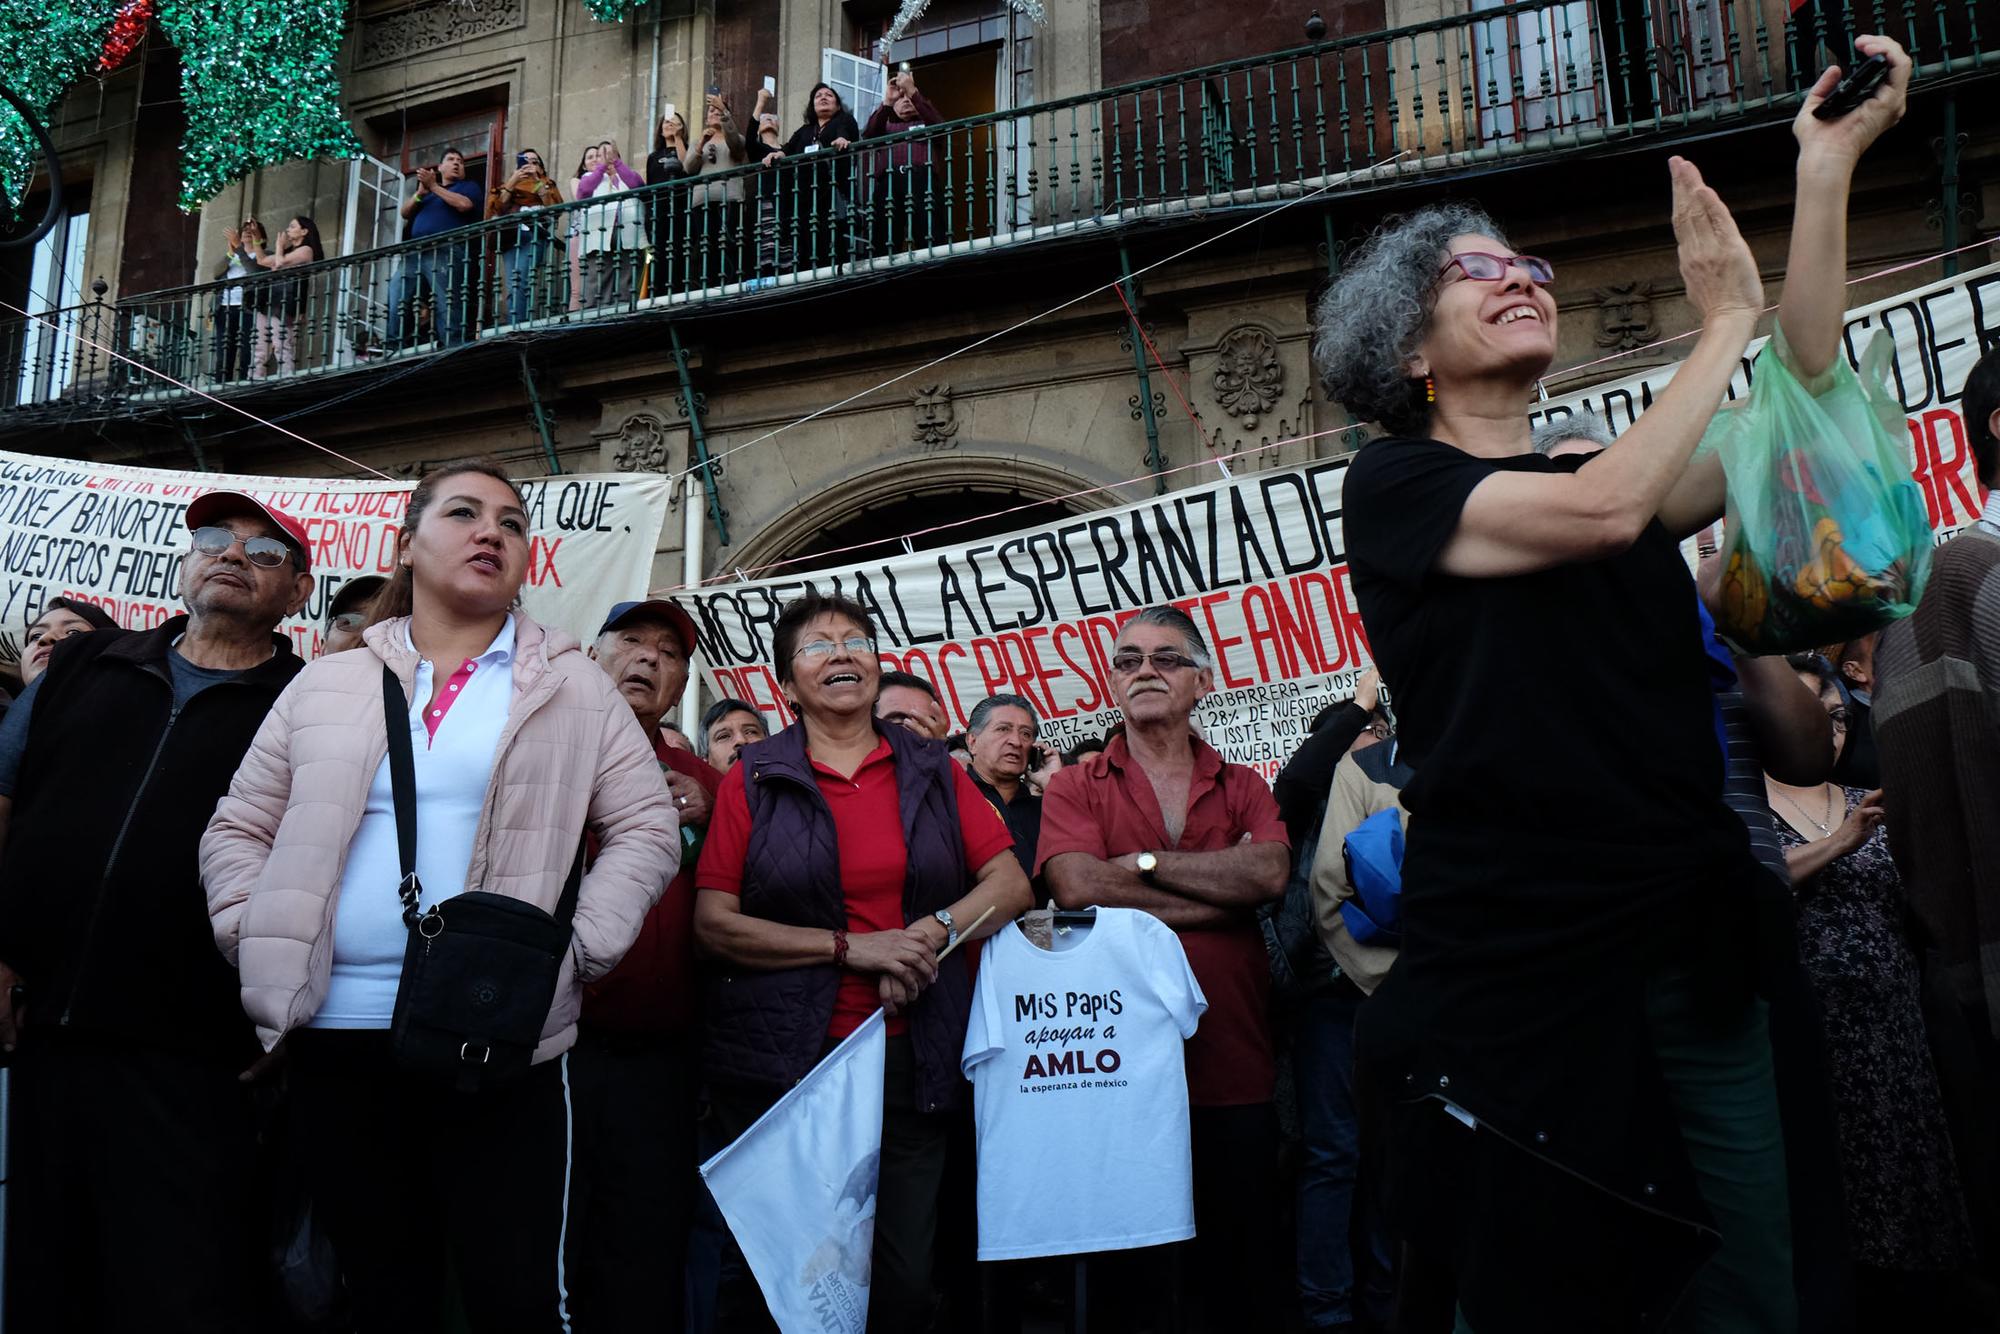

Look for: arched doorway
[727,452,1114,575]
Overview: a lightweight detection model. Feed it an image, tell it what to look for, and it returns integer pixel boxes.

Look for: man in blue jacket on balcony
[390,147,480,350]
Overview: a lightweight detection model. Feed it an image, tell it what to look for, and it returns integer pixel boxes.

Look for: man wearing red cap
[0,490,311,1332]
[571,597,721,1332]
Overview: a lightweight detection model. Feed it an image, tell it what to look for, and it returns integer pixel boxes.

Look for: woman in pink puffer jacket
[200,459,676,1332]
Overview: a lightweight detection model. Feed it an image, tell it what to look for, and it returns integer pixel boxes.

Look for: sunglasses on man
[191,526,293,568]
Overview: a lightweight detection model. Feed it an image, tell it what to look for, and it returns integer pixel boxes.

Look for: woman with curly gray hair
[1322,33,1912,1329]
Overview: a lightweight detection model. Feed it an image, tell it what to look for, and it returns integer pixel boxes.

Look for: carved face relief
[611,411,674,473]
[1212,326,1283,429]
[912,383,960,452]
[1594,282,1657,352]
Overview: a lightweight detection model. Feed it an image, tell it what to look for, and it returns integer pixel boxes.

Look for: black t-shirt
[1342,436,1746,881]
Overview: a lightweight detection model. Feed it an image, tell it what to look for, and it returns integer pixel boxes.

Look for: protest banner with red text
[0,451,674,668]
[671,460,1366,783]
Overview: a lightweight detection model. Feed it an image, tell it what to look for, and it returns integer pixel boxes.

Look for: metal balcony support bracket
[669,323,730,547]
[1119,245,1168,495]
[518,350,562,475]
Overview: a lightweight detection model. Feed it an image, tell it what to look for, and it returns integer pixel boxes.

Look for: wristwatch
[933,909,957,951]
[1135,851,1160,885]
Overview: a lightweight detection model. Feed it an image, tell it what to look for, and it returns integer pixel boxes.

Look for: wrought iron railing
[2,0,1993,407]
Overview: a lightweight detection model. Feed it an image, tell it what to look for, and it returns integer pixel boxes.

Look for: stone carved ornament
[912,383,960,451]
[610,411,675,474]
[1211,326,1284,432]
[1594,282,1657,352]
[358,0,526,68]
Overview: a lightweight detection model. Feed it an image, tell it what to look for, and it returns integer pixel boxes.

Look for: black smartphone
[1027,745,1049,771]
[515,151,528,168]
[1812,53,1890,120]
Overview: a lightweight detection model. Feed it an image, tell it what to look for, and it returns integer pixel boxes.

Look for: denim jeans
[1296,983,1394,1329]
[504,240,546,325]
[389,241,469,348]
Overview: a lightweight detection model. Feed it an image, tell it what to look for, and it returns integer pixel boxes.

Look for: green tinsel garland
[0,0,359,214]
[157,0,359,210]
[0,5,117,215]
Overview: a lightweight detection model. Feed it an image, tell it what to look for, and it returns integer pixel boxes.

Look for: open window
[2,180,90,405]
[822,47,887,133]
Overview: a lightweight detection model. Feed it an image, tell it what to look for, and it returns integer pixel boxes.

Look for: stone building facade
[2,0,1996,618]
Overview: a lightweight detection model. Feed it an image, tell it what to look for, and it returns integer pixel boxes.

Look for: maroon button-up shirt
[1035,732,1289,1106]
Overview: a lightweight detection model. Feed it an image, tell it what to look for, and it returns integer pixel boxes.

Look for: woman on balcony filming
[1315,36,1911,1334]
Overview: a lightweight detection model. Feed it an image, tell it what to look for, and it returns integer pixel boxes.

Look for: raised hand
[1794,35,1910,171]
[1670,156,1763,328]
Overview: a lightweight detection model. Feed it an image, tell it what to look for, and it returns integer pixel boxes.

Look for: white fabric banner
[670,458,1368,783]
[699,1009,888,1334]
[1533,259,2000,543]
[0,452,674,667]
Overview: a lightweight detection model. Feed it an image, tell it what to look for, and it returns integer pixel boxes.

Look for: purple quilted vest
[701,719,973,1112]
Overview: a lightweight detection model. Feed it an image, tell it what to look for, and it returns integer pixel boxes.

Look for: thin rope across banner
[0,296,394,479]
[648,419,1371,596]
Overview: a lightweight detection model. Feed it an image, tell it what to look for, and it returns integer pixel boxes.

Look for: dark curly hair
[1312,202,1506,437]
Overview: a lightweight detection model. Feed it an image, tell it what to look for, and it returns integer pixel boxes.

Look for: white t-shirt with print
[961,907,1207,1261]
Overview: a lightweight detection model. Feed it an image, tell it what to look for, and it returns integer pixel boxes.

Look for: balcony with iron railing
[4,0,1996,414]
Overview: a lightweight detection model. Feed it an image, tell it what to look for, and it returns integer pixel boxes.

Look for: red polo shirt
[582,736,722,1036]
[700,736,1014,1040]
[1034,733,1289,1107]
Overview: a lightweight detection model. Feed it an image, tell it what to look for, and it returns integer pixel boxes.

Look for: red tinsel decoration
[96,0,154,74]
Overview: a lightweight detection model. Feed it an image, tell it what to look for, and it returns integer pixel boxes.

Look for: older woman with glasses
[693,589,1031,1333]
[1317,38,1911,1334]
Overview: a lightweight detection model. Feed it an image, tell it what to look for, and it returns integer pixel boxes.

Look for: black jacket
[0,617,302,1062]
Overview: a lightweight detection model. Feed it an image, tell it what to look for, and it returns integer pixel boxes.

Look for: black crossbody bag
[382,665,583,1093]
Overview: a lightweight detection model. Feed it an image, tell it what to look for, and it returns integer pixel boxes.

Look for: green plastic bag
[1706,328,1932,654]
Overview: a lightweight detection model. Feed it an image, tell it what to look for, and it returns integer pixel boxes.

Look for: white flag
[700,1008,887,1334]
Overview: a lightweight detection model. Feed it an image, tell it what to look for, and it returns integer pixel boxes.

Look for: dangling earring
[1424,375,1437,404]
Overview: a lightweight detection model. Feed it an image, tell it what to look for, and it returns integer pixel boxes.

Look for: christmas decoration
[156,0,360,209]
[95,0,151,73]
[2,0,359,213]
[581,0,642,19]
[876,0,1046,59]
[0,6,118,215]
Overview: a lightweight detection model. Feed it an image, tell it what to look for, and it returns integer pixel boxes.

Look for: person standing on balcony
[228,215,323,380]
[210,214,259,382]
[578,138,647,309]
[0,492,313,1334]
[647,110,691,294]
[772,84,861,269]
[685,97,749,289]
[391,149,479,349]
[486,148,565,327]
[568,143,603,313]
[862,71,943,255]
[1315,35,1910,1333]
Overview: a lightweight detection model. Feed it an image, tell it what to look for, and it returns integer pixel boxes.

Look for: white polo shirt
[312,617,516,1028]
